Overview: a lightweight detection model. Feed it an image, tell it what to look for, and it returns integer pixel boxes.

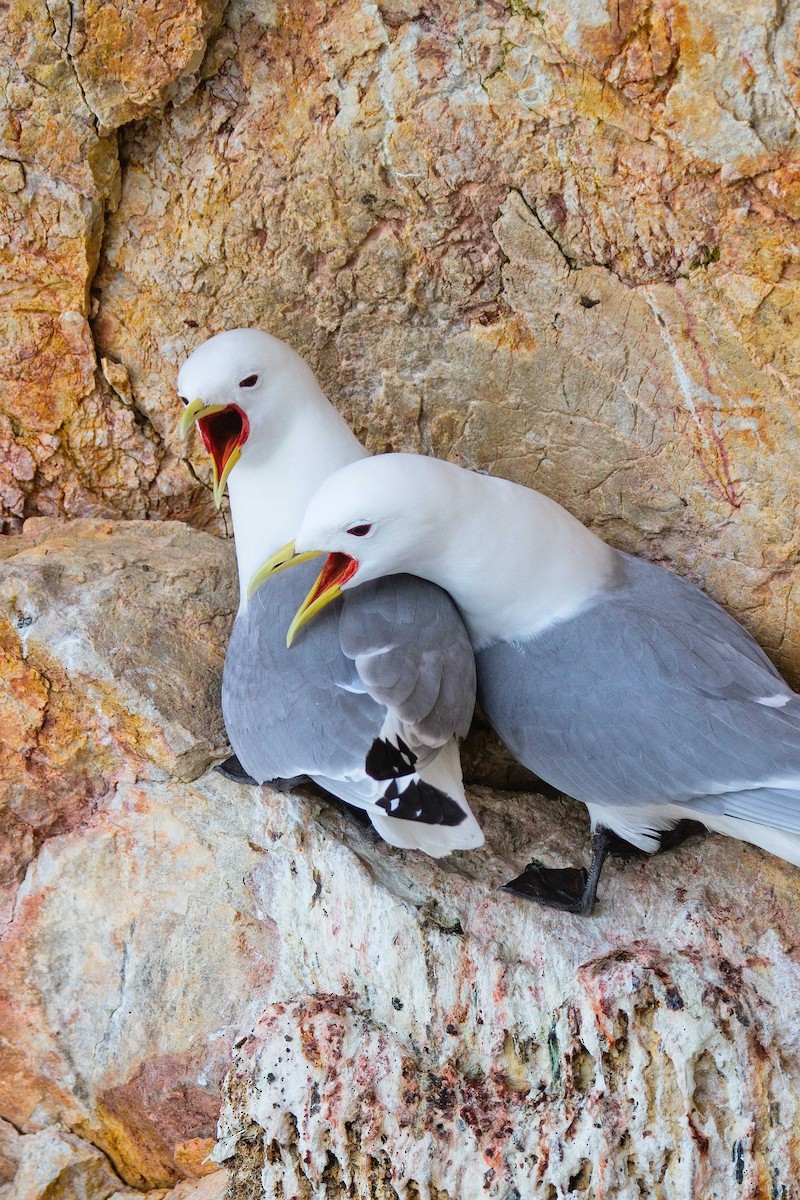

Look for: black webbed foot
[502,862,590,911]
[658,819,706,852]
[215,754,259,784]
[502,826,616,916]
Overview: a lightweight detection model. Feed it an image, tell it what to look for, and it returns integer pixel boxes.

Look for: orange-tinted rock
[73,0,228,134]
[3,0,800,1192]
[0,1123,226,1200]
[0,0,225,533]
[93,0,800,681]
[0,520,273,1188]
[2,2,798,681]
[7,1129,123,1200]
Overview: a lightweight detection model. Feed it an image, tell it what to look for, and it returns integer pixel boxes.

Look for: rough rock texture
[216,802,800,1200]
[0,0,226,531]
[0,520,258,1190]
[4,0,800,1192]
[2,0,799,680]
[0,1122,228,1200]
[3,521,800,1198]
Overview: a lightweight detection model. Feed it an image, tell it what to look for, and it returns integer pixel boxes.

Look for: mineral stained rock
[3,520,800,1198]
[3,0,800,1191]
[2,0,799,681]
[0,520,258,1189]
[0,0,226,532]
[214,791,800,1198]
[0,1123,228,1200]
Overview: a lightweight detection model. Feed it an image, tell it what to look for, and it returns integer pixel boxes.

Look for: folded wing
[223,563,482,855]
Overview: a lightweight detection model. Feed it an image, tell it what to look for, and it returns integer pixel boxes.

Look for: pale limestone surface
[1,0,799,679]
[217,790,800,1198]
[2,521,800,1199]
[0,520,257,1190]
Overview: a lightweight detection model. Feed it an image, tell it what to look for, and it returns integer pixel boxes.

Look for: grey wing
[339,573,477,754]
[478,551,800,822]
[223,561,381,783]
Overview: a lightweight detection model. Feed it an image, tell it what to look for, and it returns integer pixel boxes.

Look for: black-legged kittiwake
[252,451,800,913]
[177,333,483,857]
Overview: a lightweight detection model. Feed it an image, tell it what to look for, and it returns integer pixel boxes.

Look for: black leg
[214,754,259,784]
[502,826,614,916]
[658,819,706,851]
[214,756,313,793]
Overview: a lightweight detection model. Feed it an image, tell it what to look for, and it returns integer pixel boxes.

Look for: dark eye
[239,374,259,388]
[179,395,189,406]
[347,523,372,537]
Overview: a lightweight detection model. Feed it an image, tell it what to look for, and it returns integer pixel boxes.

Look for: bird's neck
[228,400,366,611]
[422,474,618,647]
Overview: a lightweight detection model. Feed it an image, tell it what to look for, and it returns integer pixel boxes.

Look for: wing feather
[477,551,800,825]
[340,574,476,747]
[223,565,476,793]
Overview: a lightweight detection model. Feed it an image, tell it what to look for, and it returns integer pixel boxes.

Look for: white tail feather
[372,739,484,857]
[589,801,800,867]
[313,738,484,858]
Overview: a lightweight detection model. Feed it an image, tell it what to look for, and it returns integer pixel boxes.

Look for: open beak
[179,399,250,508]
[286,552,359,647]
[247,540,323,598]
[247,542,358,647]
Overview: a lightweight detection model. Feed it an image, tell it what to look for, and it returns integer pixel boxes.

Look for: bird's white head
[295,452,457,577]
[248,454,467,645]
[247,450,617,648]
[177,328,317,507]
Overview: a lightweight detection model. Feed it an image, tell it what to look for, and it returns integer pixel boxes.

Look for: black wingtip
[377,777,467,826]
[366,736,417,781]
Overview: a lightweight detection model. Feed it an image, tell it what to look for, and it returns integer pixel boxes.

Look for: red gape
[197,404,250,481]
[310,552,359,601]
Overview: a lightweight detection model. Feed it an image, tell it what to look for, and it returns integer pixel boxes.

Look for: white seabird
[177,332,483,857]
[251,452,800,913]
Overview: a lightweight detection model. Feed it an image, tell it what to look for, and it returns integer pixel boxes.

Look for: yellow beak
[247,540,323,599]
[212,446,240,509]
[248,542,358,648]
[178,399,241,509]
[285,573,343,649]
[178,397,227,438]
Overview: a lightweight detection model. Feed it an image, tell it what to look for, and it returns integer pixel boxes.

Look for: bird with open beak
[177,330,483,857]
[251,452,800,915]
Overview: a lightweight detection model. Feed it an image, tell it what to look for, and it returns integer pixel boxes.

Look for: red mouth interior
[197,404,250,480]
[311,553,359,600]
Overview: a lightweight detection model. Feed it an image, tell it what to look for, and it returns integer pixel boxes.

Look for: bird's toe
[214,754,260,785]
[501,861,591,912]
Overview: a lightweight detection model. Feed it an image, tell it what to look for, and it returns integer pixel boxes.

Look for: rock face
[0,1122,228,1200]
[217,803,800,1200]
[2,0,799,680]
[0,520,254,1191]
[3,521,800,1198]
[4,0,800,1194]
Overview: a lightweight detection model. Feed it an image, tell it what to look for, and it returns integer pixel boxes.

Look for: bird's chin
[197,404,250,505]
